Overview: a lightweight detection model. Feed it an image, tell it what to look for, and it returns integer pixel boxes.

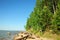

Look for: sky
[0,0,36,31]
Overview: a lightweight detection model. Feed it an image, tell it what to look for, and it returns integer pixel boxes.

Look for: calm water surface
[0,30,20,40]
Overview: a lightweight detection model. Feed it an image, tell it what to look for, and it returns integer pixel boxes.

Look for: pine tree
[25,0,42,33]
[39,6,52,31]
[25,0,52,33]
[25,0,60,34]
[51,1,60,34]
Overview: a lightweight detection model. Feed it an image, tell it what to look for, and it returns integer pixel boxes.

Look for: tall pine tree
[25,0,60,34]
[51,1,60,34]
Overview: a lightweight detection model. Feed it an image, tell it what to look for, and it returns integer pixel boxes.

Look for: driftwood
[16,35,29,40]
[14,32,40,40]
[14,32,30,40]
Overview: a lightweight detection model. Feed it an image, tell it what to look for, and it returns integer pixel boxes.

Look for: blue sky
[0,0,36,31]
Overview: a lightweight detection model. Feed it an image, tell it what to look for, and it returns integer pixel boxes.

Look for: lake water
[0,30,20,40]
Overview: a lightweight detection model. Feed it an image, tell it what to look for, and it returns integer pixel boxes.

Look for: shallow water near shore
[0,30,20,40]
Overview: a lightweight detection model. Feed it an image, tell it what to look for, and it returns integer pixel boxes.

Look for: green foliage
[39,6,52,31]
[51,7,60,34]
[25,0,60,34]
